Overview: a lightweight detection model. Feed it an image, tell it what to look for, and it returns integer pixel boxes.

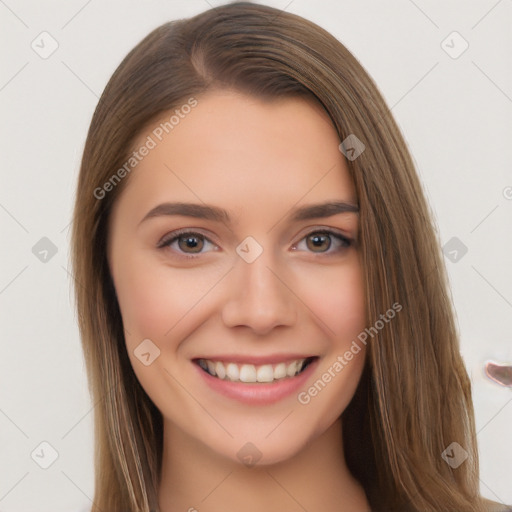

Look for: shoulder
[481,498,512,512]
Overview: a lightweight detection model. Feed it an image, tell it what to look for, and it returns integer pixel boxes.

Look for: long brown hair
[71,2,488,510]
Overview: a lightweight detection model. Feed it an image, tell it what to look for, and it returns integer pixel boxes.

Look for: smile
[195,356,317,383]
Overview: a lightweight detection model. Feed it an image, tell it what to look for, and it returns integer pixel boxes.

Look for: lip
[193,356,320,405]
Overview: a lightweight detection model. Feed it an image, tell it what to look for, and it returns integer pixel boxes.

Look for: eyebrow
[139,200,359,225]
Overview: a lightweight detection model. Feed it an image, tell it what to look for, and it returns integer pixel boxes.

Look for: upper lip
[193,354,317,365]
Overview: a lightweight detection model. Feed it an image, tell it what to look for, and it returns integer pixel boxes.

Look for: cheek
[111,251,226,349]
[111,253,185,345]
[294,257,366,340]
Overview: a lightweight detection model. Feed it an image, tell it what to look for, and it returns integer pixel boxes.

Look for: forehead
[115,89,357,220]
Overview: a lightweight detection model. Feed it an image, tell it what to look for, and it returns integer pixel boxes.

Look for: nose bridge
[221,243,297,333]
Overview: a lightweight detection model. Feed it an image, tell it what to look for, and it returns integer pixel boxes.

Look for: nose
[221,249,297,335]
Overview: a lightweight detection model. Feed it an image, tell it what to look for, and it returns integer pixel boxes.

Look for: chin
[205,416,325,468]
[223,434,311,468]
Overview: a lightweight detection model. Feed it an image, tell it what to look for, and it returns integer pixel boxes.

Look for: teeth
[226,363,239,381]
[239,364,257,383]
[273,363,287,379]
[215,361,226,379]
[206,360,216,376]
[198,357,310,383]
[256,364,274,383]
[286,361,298,377]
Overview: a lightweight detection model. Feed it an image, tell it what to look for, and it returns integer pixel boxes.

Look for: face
[107,89,367,465]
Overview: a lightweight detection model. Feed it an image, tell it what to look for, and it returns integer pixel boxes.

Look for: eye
[293,229,352,254]
[157,228,353,259]
[157,230,218,258]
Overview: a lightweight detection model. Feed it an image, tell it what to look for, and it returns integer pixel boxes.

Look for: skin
[108,89,370,512]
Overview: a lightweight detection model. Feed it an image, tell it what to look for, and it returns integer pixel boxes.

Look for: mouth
[194,356,318,384]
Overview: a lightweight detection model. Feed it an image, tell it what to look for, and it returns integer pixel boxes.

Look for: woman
[71,2,510,511]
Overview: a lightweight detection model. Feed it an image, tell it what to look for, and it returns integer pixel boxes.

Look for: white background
[1,1,511,510]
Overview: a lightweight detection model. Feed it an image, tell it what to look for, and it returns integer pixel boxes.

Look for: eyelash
[157,228,353,260]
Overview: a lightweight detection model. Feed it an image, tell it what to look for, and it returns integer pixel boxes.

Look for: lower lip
[194,358,319,405]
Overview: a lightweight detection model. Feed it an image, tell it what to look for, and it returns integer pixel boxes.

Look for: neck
[157,417,370,512]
